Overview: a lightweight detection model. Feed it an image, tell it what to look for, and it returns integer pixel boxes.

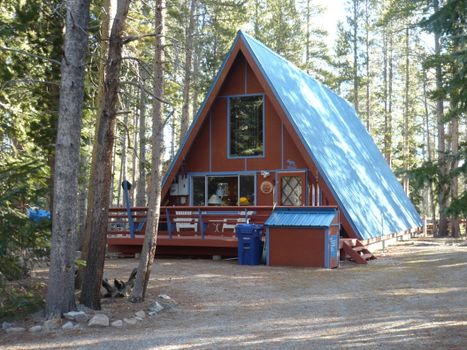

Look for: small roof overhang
[265,207,337,228]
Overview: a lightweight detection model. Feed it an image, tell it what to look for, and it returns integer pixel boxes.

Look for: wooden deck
[106,206,273,256]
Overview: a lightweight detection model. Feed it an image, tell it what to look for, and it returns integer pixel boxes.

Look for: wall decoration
[260,180,273,194]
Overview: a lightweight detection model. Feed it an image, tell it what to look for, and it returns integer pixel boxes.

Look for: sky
[313,0,348,49]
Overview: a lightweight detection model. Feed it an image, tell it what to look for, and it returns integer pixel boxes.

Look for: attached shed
[265,207,340,268]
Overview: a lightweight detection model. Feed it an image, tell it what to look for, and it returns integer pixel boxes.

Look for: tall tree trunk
[305,0,311,73]
[80,0,131,310]
[80,0,111,269]
[364,0,370,132]
[383,26,390,163]
[131,0,165,302]
[136,67,147,207]
[403,26,410,195]
[352,0,359,113]
[118,109,128,205]
[109,132,117,204]
[46,0,89,318]
[190,5,204,124]
[422,68,436,226]
[179,0,197,144]
[132,111,137,197]
[387,31,393,167]
[433,0,448,237]
[450,114,459,237]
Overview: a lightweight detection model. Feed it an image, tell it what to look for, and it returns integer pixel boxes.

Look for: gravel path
[2,238,467,349]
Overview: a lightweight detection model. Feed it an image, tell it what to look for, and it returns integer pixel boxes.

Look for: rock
[135,317,143,321]
[148,301,164,314]
[62,321,75,330]
[111,320,123,328]
[135,310,146,319]
[76,304,93,314]
[2,322,12,330]
[43,318,62,332]
[64,311,88,323]
[123,318,137,325]
[28,325,42,333]
[88,314,109,327]
[157,294,177,308]
[5,327,26,333]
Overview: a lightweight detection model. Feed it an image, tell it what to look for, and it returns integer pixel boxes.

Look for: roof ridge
[239,31,355,112]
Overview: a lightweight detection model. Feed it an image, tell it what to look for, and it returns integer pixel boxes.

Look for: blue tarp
[240,31,422,239]
[27,208,51,222]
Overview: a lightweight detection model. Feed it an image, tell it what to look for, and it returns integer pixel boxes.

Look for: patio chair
[221,211,254,232]
[174,211,198,232]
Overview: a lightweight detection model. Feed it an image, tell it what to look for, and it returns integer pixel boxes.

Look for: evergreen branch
[122,33,161,44]
[0,46,61,65]
[1,79,60,90]
[120,80,171,105]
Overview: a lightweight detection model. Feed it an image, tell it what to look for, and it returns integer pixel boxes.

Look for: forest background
[0,0,465,317]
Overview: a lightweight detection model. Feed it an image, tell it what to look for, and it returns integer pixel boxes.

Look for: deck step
[340,240,376,264]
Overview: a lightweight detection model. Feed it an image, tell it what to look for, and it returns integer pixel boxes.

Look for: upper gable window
[229,95,264,158]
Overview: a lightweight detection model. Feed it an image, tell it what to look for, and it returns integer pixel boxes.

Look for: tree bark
[364,0,370,132]
[422,68,436,225]
[131,0,165,302]
[179,0,197,144]
[403,26,410,195]
[136,66,147,207]
[450,112,459,237]
[352,0,359,113]
[46,0,89,318]
[433,0,448,237]
[80,0,111,271]
[80,0,131,310]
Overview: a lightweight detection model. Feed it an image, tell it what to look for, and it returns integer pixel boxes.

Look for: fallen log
[102,268,137,298]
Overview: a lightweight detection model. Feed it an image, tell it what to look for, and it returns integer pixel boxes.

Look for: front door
[278,171,306,206]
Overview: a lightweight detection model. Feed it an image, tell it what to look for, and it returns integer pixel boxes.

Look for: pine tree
[46,0,90,318]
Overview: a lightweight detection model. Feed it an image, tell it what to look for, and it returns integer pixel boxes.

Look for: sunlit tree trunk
[80,0,131,310]
[131,0,165,302]
[179,0,197,144]
[136,67,147,207]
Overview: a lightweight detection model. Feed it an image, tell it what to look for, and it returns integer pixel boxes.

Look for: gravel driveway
[2,238,467,349]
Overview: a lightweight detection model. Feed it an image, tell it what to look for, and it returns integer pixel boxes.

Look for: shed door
[278,172,306,206]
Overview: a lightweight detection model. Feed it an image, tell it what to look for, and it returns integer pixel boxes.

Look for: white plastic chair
[221,211,254,232]
[174,211,198,232]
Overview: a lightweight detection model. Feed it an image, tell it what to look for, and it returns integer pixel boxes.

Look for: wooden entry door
[278,171,306,206]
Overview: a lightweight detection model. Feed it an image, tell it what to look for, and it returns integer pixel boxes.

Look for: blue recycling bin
[236,224,263,265]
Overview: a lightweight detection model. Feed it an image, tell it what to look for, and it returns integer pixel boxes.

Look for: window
[229,95,264,157]
[192,176,206,206]
[281,176,303,206]
[191,174,255,206]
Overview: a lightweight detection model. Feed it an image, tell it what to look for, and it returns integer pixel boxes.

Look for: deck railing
[107,206,274,241]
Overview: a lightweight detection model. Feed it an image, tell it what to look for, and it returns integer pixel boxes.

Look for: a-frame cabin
[108,31,422,261]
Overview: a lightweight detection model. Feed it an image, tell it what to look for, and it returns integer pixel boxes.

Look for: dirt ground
[1,237,467,350]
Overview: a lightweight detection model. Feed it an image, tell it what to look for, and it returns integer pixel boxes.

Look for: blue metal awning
[265,207,337,228]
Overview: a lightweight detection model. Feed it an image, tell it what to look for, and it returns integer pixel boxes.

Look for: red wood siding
[268,228,325,267]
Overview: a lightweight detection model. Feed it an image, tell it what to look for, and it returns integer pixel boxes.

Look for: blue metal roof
[239,31,422,240]
[265,207,337,228]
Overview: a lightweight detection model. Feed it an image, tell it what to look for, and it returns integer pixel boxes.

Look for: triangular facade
[162,31,422,240]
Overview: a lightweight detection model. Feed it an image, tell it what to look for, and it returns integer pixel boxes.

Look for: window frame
[227,94,266,159]
[189,172,257,206]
